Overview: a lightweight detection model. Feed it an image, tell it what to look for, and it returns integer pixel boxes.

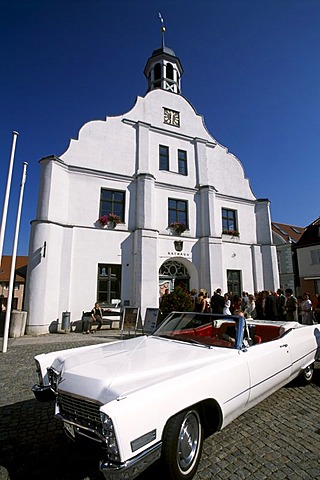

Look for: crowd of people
[190,287,320,325]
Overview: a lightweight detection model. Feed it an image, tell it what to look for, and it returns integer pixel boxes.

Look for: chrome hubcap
[177,411,200,471]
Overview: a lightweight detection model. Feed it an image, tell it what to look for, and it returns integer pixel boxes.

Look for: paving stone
[1,334,320,479]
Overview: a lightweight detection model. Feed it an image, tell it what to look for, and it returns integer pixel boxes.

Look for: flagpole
[2,162,28,353]
[0,131,19,269]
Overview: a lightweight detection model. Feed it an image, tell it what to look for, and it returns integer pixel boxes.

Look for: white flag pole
[0,131,19,269]
[2,162,28,353]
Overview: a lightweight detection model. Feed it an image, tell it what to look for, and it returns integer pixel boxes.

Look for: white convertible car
[32,312,320,480]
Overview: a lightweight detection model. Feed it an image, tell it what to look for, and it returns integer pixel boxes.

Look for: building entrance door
[159,260,190,298]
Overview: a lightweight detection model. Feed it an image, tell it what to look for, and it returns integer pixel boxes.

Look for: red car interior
[173,321,281,346]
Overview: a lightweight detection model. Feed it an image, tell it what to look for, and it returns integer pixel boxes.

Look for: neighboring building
[295,217,320,299]
[271,222,304,294]
[0,255,28,312]
[25,35,279,335]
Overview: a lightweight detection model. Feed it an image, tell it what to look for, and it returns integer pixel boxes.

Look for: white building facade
[25,43,279,335]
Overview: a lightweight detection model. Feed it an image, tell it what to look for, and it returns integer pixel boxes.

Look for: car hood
[53,335,233,404]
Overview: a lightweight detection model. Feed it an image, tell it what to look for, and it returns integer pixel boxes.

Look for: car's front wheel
[161,408,203,480]
[301,363,314,383]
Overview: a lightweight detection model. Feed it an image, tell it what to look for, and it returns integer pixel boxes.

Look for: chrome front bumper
[100,442,162,480]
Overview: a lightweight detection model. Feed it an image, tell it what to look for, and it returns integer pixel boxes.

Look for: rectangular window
[311,249,320,265]
[168,198,188,227]
[222,208,238,235]
[178,149,188,175]
[100,189,125,221]
[227,270,242,297]
[97,264,122,306]
[159,145,169,171]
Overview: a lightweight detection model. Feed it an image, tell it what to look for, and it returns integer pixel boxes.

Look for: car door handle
[280,344,288,348]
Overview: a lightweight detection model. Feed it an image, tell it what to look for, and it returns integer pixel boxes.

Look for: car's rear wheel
[161,408,203,480]
[302,363,314,383]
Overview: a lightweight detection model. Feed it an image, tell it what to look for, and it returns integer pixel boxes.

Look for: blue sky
[1,0,319,256]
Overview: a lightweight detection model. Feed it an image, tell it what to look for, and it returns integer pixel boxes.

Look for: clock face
[164,109,180,127]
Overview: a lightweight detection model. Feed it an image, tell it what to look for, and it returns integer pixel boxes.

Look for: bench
[82,310,121,331]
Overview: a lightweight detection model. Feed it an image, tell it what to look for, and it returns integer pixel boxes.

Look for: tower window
[154,63,161,88]
[166,63,174,80]
[154,63,161,79]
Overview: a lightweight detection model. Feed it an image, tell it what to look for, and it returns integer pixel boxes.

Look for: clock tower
[144,19,183,95]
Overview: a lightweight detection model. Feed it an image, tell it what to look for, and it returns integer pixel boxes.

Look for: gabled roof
[295,217,320,248]
[271,222,305,244]
[0,256,28,282]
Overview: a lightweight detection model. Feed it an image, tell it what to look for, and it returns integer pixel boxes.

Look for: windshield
[152,312,245,349]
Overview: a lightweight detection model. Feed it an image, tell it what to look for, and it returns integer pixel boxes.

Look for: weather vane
[158,12,166,48]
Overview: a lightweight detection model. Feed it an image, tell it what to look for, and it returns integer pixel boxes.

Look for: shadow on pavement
[0,398,163,480]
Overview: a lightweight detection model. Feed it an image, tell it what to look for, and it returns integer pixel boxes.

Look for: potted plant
[98,215,109,227]
[169,221,186,235]
[108,213,121,227]
[222,229,239,237]
[98,213,121,228]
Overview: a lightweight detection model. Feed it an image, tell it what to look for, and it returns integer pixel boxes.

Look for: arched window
[154,63,162,89]
[159,260,190,292]
[154,63,161,79]
[166,63,174,80]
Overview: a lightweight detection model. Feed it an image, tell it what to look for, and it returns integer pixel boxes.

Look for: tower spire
[144,15,183,94]
[158,12,165,48]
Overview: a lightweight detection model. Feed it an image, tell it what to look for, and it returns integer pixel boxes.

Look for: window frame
[159,145,169,171]
[222,208,238,235]
[227,270,242,297]
[97,264,122,306]
[168,198,188,227]
[310,249,320,265]
[178,149,188,176]
[100,188,125,222]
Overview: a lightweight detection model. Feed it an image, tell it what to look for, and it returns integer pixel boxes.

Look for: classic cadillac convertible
[32,312,320,480]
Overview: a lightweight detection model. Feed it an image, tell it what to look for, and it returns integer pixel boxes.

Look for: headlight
[100,412,120,462]
[47,366,61,392]
[35,359,43,385]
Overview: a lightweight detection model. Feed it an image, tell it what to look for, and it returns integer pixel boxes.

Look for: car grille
[58,391,103,434]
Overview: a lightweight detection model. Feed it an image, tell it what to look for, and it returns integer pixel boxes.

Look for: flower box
[98,213,121,228]
[169,222,187,235]
[222,230,239,237]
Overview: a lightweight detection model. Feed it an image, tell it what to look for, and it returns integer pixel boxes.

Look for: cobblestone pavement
[1,331,320,480]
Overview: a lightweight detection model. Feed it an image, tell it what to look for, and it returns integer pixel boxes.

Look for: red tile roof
[271,222,305,243]
[0,256,28,282]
